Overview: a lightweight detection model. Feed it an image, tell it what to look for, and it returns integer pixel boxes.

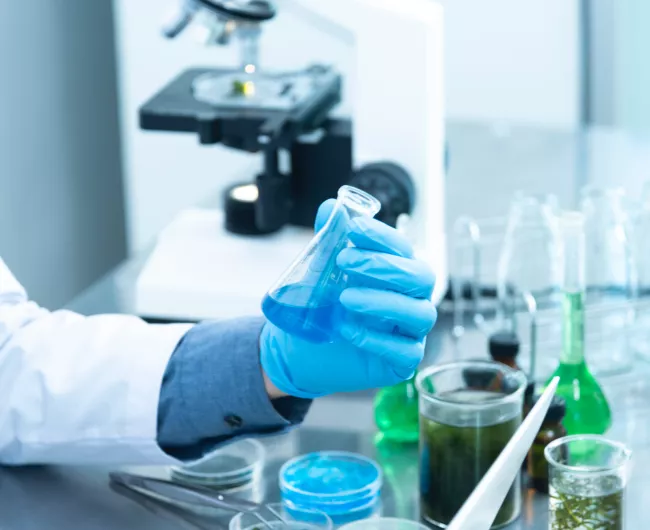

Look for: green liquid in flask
[374,378,419,443]
[546,290,611,435]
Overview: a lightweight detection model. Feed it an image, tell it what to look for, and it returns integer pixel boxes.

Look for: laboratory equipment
[444,377,558,530]
[545,435,631,530]
[339,518,429,530]
[415,360,528,529]
[497,193,562,319]
[581,186,637,375]
[633,182,650,359]
[261,186,380,343]
[109,471,265,514]
[279,451,383,524]
[110,481,217,530]
[374,439,419,519]
[230,503,332,530]
[545,212,612,436]
[373,376,419,443]
[132,0,446,322]
[170,438,264,490]
[527,396,567,494]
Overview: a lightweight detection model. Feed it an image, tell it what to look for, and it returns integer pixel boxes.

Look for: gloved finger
[340,288,437,339]
[337,248,435,299]
[339,323,424,378]
[314,198,336,233]
[348,216,414,258]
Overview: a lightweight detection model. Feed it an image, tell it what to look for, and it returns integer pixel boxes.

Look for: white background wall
[113,0,582,254]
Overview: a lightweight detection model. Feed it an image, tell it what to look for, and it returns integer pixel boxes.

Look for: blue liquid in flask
[261,283,342,343]
[261,186,381,344]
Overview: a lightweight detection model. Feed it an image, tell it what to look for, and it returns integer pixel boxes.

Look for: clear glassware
[545,212,611,436]
[633,183,650,359]
[545,435,631,530]
[229,503,332,530]
[581,186,638,375]
[416,360,527,529]
[262,186,381,343]
[497,193,562,378]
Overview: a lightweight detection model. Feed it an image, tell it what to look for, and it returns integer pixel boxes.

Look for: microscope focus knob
[351,162,415,228]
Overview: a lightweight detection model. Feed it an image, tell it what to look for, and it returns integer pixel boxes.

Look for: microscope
[134,0,446,321]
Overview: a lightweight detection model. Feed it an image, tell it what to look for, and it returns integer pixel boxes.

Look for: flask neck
[560,290,586,365]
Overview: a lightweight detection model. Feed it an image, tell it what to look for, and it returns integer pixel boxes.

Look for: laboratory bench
[2,121,650,528]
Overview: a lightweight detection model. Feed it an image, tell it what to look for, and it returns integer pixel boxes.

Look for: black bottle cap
[524,381,536,403]
[488,330,520,359]
[541,396,566,424]
[462,368,497,390]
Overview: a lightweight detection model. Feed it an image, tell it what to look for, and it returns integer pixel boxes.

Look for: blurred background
[0,0,648,308]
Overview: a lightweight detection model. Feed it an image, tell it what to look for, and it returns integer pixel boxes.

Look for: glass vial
[527,396,567,494]
[545,435,631,530]
[581,186,637,375]
[545,212,612,436]
[262,186,380,343]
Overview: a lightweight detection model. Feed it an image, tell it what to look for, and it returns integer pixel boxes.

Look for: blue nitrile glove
[260,199,437,399]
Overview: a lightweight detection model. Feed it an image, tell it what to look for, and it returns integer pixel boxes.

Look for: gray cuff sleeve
[157,317,311,461]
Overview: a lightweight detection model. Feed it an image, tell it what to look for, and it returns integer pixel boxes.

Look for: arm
[0,259,305,465]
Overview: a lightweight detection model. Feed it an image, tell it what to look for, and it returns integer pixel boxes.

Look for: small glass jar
[527,396,567,493]
[416,361,527,529]
[545,435,631,530]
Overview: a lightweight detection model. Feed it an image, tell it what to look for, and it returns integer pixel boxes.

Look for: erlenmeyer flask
[497,193,562,378]
[581,186,637,375]
[262,185,381,343]
[497,193,562,316]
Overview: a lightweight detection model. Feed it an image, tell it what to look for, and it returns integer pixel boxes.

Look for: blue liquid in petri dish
[262,283,341,343]
[280,452,383,523]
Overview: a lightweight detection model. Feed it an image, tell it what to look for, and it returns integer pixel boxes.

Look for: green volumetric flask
[374,377,419,443]
[545,213,611,435]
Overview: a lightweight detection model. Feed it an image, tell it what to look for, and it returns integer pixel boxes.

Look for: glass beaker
[262,186,381,343]
[581,186,638,375]
[416,360,527,529]
[545,435,631,530]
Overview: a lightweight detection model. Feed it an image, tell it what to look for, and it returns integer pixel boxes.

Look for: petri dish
[339,518,429,530]
[229,502,333,530]
[171,438,265,489]
[280,451,383,524]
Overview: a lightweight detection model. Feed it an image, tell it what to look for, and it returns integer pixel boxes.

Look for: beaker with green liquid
[545,212,611,435]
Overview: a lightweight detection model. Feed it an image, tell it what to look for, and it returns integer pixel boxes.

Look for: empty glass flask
[262,185,381,343]
[497,193,562,318]
[581,186,637,375]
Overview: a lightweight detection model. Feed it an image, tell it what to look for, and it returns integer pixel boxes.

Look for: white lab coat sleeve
[0,258,193,465]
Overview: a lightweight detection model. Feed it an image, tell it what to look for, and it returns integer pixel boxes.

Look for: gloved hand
[260,199,437,399]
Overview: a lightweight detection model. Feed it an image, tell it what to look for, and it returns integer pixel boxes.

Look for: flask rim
[337,185,381,217]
